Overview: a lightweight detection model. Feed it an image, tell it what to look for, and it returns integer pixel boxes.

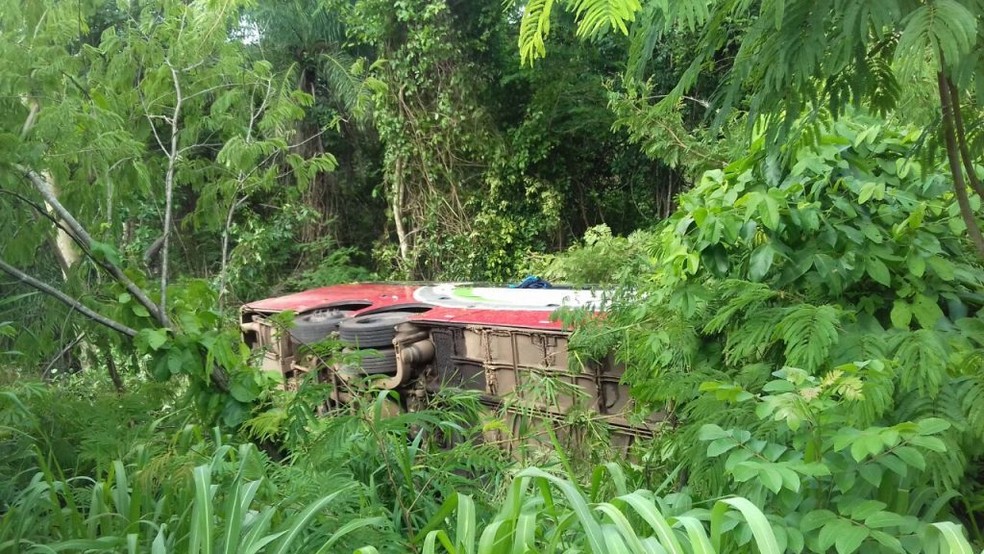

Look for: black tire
[291,309,348,345]
[341,347,398,375]
[338,312,413,348]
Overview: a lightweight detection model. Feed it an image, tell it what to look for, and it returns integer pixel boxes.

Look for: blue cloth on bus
[510,276,552,289]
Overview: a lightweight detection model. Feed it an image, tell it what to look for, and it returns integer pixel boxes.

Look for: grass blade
[711,497,780,554]
[590,463,628,500]
[270,485,354,554]
[315,517,387,554]
[516,468,605,553]
[219,476,245,554]
[415,493,460,543]
[456,493,476,554]
[113,460,130,515]
[601,523,631,552]
[510,513,536,554]
[596,502,648,552]
[189,465,213,554]
[932,522,974,554]
[674,516,714,554]
[423,529,458,554]
[618,491,685,554]
[477,520,507,554]
[152,524,167,554]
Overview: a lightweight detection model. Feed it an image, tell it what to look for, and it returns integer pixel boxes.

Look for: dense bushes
[566,114,984,551]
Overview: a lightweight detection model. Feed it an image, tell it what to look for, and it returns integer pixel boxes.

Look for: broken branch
[0,258,138,337]
[15,165,169,327]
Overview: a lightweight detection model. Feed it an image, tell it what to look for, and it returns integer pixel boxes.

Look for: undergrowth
[2,363,981,553]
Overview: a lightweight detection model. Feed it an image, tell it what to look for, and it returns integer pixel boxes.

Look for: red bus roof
[243,283,604,331]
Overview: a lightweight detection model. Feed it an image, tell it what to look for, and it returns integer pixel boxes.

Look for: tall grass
[0,443,385,553]
[413,464,784,554]
[2,378,980,553]
[412,467,983,554]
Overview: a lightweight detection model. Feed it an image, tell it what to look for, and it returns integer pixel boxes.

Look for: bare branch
[159,60,183,328]
[60,71,91,101]
[183,82,240,101]
[105,349,125,393]
[644,93,712,108]
[218,193,248,307]
[392,156,410,265]
[143,234,165,268]
[0,258,137,337]
[142,97,170,154]
[0,188,79,244]
[20,96,40,138]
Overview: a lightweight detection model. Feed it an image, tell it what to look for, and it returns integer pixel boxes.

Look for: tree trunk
[295,65,338,245]
[945,78,984,201]
[219,194,246,307]
[393,156,410,268]
[938,71,984,256]
[19,98,79,276]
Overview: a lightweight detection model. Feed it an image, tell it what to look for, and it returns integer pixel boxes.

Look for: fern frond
[724,307,784,365]
[953,373,984,443]
[868,40,901,115]
[703,280,779,335]
[518,0,555,65]
[625,1,664,81]
[896,0,978,73]
[736,362,775,390]
[773,304,840,373]
[851,363,896,427]
[833,320,890,365]
[569,0,643,38]
[893,329,949,398]
[319,50,368,120]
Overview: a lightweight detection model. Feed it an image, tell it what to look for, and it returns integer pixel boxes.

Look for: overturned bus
[240,283,658,451]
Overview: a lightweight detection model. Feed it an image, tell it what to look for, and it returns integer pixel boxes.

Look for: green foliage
[412,463,984,554]
[4,343,982,552]
[267,386,511,537]
[520,0,982,128]
[608,81,741,180]
[8,1,984,551]
[520,0,984,259]
[134,279,282,427]
[341,0,672,281]
[284,236,375,292]
[527,224,655,285]
[567,114,984,551]
[0,0,339,378]
[698,372,965,553]
[0,371,510,551]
